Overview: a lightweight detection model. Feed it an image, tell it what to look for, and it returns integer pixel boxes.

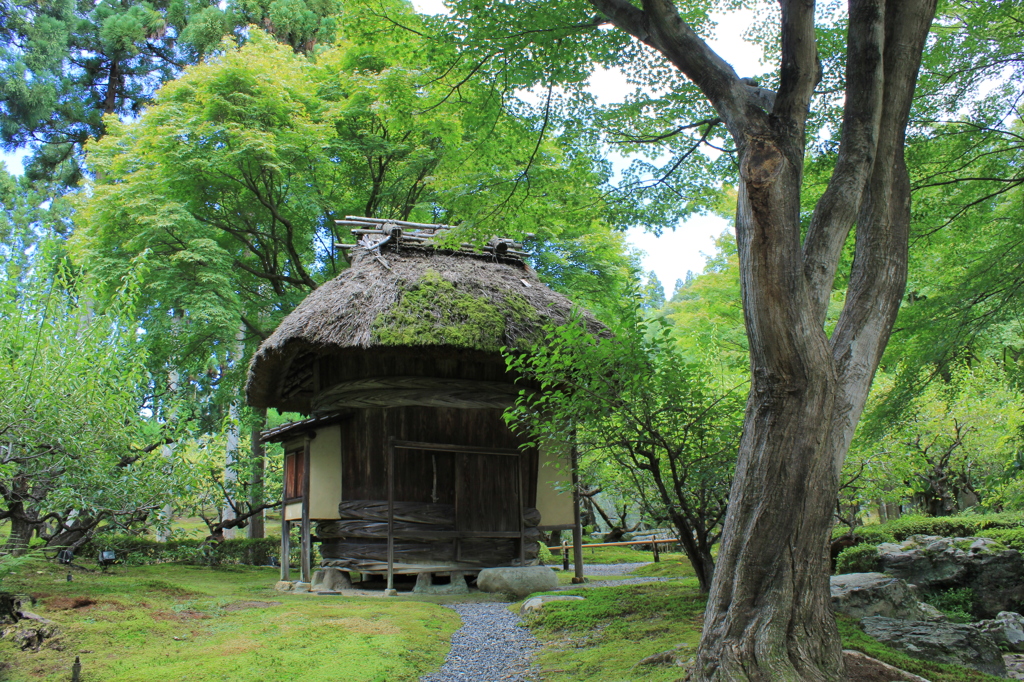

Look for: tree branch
[802,0,885,324]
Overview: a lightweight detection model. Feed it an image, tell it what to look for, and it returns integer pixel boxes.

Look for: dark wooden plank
[386,436,395,593]
[392,439,521,457]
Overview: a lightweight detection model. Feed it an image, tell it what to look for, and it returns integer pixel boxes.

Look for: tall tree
[0,0,343,186]
[0,254,174,553]
[442,0,938,677]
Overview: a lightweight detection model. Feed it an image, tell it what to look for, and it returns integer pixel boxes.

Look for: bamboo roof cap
[246,219,603,412]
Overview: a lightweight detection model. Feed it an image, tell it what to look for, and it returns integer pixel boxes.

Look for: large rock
[861,616,1006,677]
[974,611,1024,653]
[476,566,558,598]
[831,573,944,621]
[878,535,1024,618]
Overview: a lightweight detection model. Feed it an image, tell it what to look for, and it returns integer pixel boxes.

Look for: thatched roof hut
[247,243,597,414]
[246,220,592,593]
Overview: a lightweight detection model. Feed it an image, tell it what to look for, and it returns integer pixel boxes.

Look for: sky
[4,4,766,296]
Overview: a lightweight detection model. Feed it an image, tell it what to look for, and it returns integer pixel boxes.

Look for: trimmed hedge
[833,513,1024,546]
[78,534,288,567]
[835,543,881,574]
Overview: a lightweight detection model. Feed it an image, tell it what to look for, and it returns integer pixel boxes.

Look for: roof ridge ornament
[333,215,531,264]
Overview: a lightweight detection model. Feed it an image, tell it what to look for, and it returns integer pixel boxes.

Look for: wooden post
[518,451,526,566]
[300,435,312,584]
[280,508,291,582]
[570,442,585,584]
[653,540,661,563]
[562,540,569,572]
[386,436,396,596]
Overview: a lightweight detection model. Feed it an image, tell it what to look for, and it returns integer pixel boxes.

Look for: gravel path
[582,562,649,576]
[418,563,670,681]
[420,602,540,682]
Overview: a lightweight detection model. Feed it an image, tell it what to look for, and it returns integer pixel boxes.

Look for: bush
[837,512,1024,547]
[923,587,975,623]
[78,534,283,566]
[537,542,553,565]
[835,543,881,574]
[972,527,1024,552]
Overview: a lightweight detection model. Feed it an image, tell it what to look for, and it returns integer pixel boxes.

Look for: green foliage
[83,533,282,567]
[923,587,976,624]
[372,270,538,350]
[844,362,1023,517]
[974,528,1024,553]
[662,232,746,367]
[835,543,880,575]
[537,541,553,565]
[835,512,1024,547]
[0,254,176,551]
[506,300,745,590]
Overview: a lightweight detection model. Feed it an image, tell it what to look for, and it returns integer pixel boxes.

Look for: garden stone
[878,535,1024,618]
[519,595,585,615]
[311,567,352,592]
[273,580,293,592]
[974,611,1024,653]
[830,573,943,621]
[413,571,469,596]
[477,566,558,598]
[861,615,1006,677]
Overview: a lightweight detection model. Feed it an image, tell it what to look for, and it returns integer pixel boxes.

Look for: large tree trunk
[3,506,36,556]
[247,408,267,540]
[583,0,937,677]
[692,3,934,678]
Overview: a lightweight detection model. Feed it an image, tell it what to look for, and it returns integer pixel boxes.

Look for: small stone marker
[519,595,584,615]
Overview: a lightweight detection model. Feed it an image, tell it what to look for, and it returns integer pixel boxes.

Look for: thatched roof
[246,244,601,413]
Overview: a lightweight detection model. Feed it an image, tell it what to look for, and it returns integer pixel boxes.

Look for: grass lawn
[1,559,458,682]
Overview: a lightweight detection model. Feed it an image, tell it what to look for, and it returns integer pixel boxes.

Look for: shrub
[972,528,1024,552]
[923,587,975,623]
[77,534,282,566]
[835,543,881,574]
[537,542,553,565]
[837,512,1024,547]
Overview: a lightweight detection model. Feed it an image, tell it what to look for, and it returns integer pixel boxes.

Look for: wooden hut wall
[317,406,542,573]
[318,350,516,388]
[339,406,538,507]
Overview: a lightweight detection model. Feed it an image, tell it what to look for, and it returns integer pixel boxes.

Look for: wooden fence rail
[549,537,680,569]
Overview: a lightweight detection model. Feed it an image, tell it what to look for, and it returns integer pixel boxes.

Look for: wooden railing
[548,538,680,569]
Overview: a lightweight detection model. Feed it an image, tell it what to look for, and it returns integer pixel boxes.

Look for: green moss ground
[519,561,1002,682]
[1,560,458,682]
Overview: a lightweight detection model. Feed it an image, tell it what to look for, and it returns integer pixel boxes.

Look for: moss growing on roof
[371,269,539,350]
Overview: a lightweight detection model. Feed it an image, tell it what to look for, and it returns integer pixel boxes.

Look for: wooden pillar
[280,516,291,582]
[385,436,396,596]
[518,451,526,565]
[570,443,585,584]
[300,435,312,583]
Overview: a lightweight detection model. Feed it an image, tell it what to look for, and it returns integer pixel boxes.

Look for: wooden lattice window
[284,449,305,501]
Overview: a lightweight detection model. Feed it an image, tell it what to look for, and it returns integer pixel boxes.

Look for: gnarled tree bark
[587,0,937,678]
